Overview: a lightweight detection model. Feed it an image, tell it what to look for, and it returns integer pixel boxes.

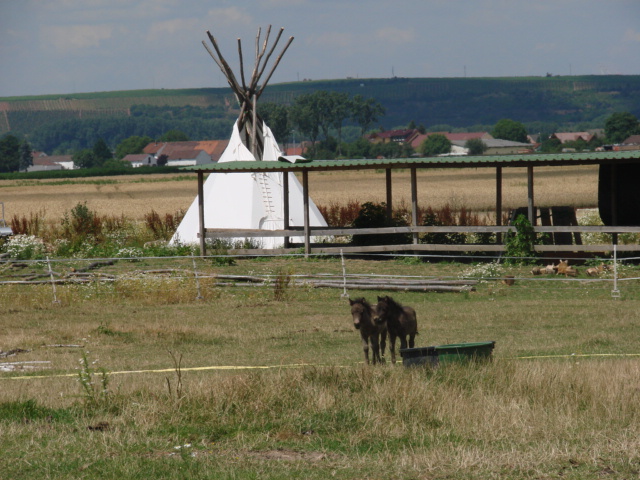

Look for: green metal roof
[181,149,640,173]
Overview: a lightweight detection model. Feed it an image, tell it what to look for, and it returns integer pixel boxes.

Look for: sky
[1,0,640,98]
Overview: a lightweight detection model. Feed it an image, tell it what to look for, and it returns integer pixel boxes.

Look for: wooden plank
[205,225,640,238]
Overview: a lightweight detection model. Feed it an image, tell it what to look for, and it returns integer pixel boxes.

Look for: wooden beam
[386,169,392,222]
[611,164,618,245]
[197,171,206,256]
[303,170,310,257]
[496,166,502,244]
[527,165,535,225]
[411,167,418,245]
[283,172,290,248]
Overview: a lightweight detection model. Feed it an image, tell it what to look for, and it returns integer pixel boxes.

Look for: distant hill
[2,75,640,148]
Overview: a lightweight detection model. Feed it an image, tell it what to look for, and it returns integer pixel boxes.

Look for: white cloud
[43,24,113,52]
[624,29,640,43]
[205,7,253,27]
[146,18,202,43]
[374,27,416,45]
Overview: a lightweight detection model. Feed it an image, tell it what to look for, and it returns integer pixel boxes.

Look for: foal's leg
[371,335,381,365]
[408,333,416,349]
[379,332,387,363]
[361,334,370,365]
[389,333,397,364]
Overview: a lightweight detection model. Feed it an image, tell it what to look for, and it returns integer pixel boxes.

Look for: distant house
[367,129,420,145]
[604,134,640,151]
[143,140,229,165]
[479,139,534,155]
[26,154,74,172]
[410,132,493,151]
[122,153,155,167]
[550,132,594,144]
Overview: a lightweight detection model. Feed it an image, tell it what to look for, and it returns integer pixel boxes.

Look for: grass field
[1,255,640,479]
[2,166,638,479]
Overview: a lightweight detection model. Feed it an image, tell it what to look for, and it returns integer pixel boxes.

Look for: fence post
[611,244,620,298]
[47,256,61,305]
[340,249,349,298]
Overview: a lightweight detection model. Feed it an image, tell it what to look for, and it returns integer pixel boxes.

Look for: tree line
[1,90,639,172]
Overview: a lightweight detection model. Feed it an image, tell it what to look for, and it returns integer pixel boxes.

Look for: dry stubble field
[0,165,599,223]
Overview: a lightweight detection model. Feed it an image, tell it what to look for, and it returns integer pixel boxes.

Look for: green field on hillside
[2,75,640,140]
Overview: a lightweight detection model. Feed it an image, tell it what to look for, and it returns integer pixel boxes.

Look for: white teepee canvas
[170,121,327,249]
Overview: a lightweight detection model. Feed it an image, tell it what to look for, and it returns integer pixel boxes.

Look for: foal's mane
[352,297,371,308]
[381,295,403,312]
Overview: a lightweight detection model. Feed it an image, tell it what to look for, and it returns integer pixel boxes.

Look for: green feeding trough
[400,341,495,367]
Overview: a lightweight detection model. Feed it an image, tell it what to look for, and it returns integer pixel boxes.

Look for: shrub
[351,202,410,246]
[504,214,538,265]
[3,234,47,260]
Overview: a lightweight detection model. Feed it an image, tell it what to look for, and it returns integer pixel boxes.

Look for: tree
[465,138,487,155]
[92,138,113,166]
[258,103,290,145]
[491,119,528,143]
[329,92,351,155]
[159,129,189,142]
[419,134,451,156]
[351,95,385,136]
[0,134,21,173]
[115,135,153,160]
[73,149,98,168]
[290,93,322,151]
[604,112,640,144]
[19,140,33,171]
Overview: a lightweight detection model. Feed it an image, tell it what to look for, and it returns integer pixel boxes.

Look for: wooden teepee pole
[202,25,292,161]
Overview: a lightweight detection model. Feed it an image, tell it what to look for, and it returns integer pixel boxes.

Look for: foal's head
[349,297,374,330]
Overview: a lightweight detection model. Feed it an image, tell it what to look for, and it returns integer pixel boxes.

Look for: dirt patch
[248,448,329,462]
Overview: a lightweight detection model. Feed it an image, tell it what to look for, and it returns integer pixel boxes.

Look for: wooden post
[611,164,618,245]
[385,169,392,222]
[527,166,535,226]
[303,170,310,257]
[496,167,502,244]
[197,171,206,256]
[283,171,290,248]
[411,167,418,245]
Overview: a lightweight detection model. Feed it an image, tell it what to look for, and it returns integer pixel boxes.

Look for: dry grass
[1,261,640,479]
[0,166,599,226]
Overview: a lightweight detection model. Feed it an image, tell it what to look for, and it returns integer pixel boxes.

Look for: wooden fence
[202,225,640,256]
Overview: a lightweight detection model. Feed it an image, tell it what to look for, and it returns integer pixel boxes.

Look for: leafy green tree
[604,112,640,143]
[0,134,21,173]
[102,158,132,169]
[538,136,562,153]
[419,134,451,156]
[258,103,290,145]
[465,138,487,155]
[351,95,385,136]
[159,129,189,142]
[290,93,322,151]
[329,92,351,155]
[92,138,113,166]
[343,137,372,158]
[73,149,98,168]
[491,119,528,143]
[115,135,153,160]
[19,140,33,171]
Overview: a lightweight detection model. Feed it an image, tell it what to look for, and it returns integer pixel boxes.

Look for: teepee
[170,26,327,249]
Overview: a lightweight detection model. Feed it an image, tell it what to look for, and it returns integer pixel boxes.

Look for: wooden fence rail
[201,226,640,256]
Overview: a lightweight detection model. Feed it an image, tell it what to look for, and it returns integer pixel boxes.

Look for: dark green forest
[2,75,640,154]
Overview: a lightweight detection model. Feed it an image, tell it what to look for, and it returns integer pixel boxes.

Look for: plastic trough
[400,341,495,367]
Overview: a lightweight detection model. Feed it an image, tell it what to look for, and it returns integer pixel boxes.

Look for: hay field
[0,165,599,223]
